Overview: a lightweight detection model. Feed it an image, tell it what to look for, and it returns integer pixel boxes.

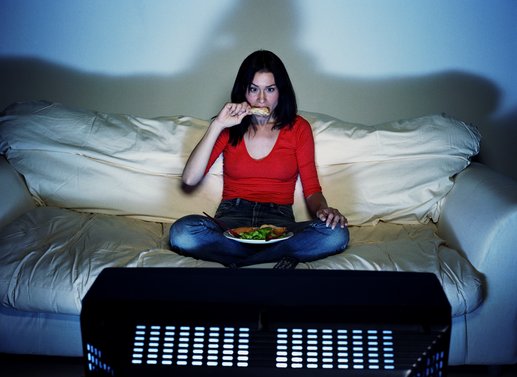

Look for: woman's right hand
[213,102,251,129]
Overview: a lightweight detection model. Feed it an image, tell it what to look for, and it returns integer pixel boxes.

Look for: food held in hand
[249,107,270,116]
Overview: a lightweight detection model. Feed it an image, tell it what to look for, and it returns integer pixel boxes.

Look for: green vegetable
[240,227,272,240]
[238,227,288,241]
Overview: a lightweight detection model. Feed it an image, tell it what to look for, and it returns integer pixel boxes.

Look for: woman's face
[245,71,279,114]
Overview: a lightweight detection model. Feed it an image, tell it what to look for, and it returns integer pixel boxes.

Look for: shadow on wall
[0,0,515,181]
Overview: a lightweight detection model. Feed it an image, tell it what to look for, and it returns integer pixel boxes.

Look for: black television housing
[81,268,451,376]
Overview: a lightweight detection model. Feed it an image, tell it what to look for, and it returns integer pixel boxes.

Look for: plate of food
[224,224,293,244]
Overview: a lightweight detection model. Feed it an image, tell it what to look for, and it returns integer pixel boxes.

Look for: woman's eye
[267,87,276,93]
[248,87,258,93]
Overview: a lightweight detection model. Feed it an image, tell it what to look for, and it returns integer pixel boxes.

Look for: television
[81,268,451,376]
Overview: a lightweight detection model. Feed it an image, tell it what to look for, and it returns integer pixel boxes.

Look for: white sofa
[0,101,516,366]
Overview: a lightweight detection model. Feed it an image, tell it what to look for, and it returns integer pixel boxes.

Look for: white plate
[223,230,293,244]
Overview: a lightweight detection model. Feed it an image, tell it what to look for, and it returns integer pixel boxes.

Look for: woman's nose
[258,90,266,103]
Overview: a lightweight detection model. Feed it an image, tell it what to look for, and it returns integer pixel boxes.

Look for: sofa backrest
[0,101,480,225]
[0,155,36,229]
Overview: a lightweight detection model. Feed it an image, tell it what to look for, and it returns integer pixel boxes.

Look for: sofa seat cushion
[0,207,219,314]
[0,207,482,317]
[305,223,483,316]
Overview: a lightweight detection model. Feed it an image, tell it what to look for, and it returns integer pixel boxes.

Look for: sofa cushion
[0,101,480,225]
[0,207,219,314]
[0,207,482,317]
[305,223,483,316]
[0,101,222,222]
[0,156,36,229]
[295,111,481,224]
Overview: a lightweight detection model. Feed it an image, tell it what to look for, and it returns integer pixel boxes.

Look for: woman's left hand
[316,207,348,229]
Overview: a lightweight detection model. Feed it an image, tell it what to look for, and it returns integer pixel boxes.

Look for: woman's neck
[252,115,276,128]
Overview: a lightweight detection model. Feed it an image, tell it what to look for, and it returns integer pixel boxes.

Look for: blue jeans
[169,198,349,267]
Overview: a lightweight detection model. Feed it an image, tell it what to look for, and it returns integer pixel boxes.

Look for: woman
[169,50,349,268]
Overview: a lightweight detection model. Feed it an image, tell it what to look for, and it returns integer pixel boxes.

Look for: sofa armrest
[438,162,517,364]
[438,163,517,269]
[0,155,35,230]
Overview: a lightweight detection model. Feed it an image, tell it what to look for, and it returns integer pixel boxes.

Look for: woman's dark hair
[228,50,297,146]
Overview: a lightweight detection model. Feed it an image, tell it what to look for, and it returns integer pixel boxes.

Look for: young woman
[169,50,349,268]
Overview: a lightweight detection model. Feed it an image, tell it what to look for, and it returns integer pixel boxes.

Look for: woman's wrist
[210,118,227,131]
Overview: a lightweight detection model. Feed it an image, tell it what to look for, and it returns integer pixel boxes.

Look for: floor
[0,354,516,377]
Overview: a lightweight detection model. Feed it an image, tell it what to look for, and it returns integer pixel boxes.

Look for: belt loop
[235,198,241,206]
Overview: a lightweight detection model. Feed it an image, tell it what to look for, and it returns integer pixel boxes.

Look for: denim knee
[169,214,211,251]
[335,225,350,248]
[312,221,350,251]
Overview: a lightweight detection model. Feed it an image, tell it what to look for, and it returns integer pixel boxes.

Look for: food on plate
[249,107,270,116]
[230,224,288,241]
[231,226,256,235]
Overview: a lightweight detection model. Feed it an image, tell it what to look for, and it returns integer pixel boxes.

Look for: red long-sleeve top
[205,116,321,205]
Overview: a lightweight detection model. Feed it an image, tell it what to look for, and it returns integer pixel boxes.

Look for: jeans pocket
[275,205,295,222]
[215,200,235,218]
